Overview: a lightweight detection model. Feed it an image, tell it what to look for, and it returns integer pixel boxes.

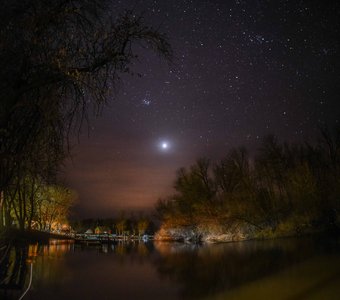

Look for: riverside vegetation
[155,129,340,242]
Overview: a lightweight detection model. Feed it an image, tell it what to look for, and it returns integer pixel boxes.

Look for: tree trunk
[0,190,3,229]
[4,203,12,228]
[18,218,25,231]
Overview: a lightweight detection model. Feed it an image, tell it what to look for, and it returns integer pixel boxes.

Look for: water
[1,236,340,299]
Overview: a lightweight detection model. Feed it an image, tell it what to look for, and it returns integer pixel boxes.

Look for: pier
[74,233,151,245]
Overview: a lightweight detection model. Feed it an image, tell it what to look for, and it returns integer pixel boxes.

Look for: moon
[161,142,168,149]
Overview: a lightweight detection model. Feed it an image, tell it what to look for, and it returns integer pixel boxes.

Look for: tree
[0,0,171,206]
[155,129,340,235]
[137,218,150,237]
[34,185,76,232]
[0,0,171,230]
[116,212,127,236]
[173,158,215,215]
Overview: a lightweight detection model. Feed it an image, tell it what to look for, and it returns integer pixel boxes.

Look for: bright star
[158,140,171,152]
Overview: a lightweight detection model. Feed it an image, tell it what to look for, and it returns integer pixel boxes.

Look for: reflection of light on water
[9,238,340,300]
[116,243,127,255]
[154,241,199,255]
[137,243,148,256]
[42,240,74,257]
[102,244,108,253]
[28,244,39,259]
[19,244,41,300]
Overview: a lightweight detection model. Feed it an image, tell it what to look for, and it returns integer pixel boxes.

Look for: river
[1,236,340,299]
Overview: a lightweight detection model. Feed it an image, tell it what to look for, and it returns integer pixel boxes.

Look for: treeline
[156,129,340,236]
[0,1,171,235]
[71,214,154,236]
[0,177,75,232]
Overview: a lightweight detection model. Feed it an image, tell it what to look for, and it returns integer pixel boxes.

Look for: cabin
[85,229,93,235]
[94,226,111,235]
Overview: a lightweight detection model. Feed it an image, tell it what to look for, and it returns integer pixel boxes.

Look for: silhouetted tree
[0,0,172,230]
[156,129,340,235]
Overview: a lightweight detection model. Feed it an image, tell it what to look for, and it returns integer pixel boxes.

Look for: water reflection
[0,243,28,299]
[156,238,340,300]
[0,237,339,299]
[0,240,74,300]
[153,238,336,299]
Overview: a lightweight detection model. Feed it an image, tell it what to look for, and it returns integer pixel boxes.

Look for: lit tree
[35,185,76,232]
[137,218,150,237]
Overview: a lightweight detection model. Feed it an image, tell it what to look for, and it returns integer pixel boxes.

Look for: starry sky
[64,0,340,218]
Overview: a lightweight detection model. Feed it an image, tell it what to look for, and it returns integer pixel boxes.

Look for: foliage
[156,128,340,236]
[34,185,76,231]
[1,175,75,232]
[137,218,150,236]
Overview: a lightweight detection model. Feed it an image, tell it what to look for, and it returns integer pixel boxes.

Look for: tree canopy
[0,0,172,231]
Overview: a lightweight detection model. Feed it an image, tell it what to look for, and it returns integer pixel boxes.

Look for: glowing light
[142,99,151,106]
[158,140,171,152]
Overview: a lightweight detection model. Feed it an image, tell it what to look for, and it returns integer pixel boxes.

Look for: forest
[156,129,340,238]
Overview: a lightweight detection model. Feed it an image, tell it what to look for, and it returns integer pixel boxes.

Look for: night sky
[64,0,340,218]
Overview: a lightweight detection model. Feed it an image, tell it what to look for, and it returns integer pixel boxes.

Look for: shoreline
[1,223,339,246]
[153,221,340,244]
[0,228,73,245]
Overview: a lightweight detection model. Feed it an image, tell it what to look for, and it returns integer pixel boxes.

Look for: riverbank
[154,219,340,243]
[0,228,73,245]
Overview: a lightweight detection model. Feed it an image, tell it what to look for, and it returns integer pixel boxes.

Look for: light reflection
[2,238,340,300]
[41,240,74,257]
[28,244,39,261]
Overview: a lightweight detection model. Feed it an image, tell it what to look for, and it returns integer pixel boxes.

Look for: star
[142,99,151,106]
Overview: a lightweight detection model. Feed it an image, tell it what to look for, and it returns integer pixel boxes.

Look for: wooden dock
[74,234,151,245]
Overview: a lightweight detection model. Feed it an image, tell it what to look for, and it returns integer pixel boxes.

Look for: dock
[74,234,151,246]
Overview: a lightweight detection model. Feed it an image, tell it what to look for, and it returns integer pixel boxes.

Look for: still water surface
[1,236,340,299]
